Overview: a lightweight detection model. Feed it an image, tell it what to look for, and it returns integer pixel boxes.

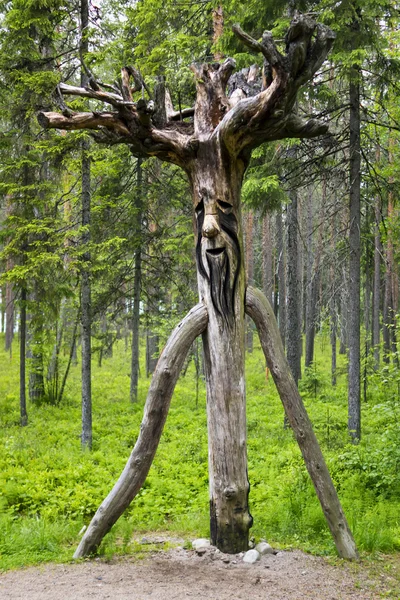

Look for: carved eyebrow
[217,199,233,210]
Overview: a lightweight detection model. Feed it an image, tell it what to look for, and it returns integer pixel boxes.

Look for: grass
[1,328,400,571]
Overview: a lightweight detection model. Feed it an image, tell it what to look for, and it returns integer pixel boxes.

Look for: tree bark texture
[74,303,208,558]
[245,286,358,560]
[348,74,361,443]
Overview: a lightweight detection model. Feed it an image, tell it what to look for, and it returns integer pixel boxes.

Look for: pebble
[243,549,261,564]
[255,542,274,555]
[192,538,210,551]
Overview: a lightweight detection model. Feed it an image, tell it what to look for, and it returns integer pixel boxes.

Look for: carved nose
[202,214,220,238]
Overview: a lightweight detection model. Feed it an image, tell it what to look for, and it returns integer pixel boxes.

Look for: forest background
[1,0,400,571]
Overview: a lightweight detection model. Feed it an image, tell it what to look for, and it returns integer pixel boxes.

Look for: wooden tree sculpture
[39,15,358,560]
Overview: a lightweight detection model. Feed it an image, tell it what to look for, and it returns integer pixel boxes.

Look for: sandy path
[1,546,397,600]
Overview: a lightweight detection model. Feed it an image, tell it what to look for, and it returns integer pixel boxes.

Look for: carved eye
[217,199,233,212]
[195,199,204,215]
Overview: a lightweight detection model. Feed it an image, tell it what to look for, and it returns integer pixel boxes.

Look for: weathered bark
[348,72,361,443]
[74,303,208,558]
[19,288,28,427]
[189,134,251,553]
[245,286,358,560]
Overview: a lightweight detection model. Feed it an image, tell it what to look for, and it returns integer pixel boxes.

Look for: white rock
[192,538,210,550]
[243,549,261,564]
[255,542,274,555]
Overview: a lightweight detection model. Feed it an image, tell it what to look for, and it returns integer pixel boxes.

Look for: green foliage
[2,330,400,570]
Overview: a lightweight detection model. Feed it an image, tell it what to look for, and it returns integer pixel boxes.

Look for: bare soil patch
[1,544,399,599]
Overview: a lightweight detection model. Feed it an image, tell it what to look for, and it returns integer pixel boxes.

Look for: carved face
[195,197,241,322]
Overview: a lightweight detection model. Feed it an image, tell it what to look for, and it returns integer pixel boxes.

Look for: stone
[243,549,261,564]
[255,542,274,555]
[192,538,210,551]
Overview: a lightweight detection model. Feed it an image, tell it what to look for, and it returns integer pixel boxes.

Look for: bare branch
[232,25,285,77]
[37,111,131,136]
[59,82,134,108]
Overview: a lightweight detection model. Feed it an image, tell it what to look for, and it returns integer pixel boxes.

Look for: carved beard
[196,207,241,322]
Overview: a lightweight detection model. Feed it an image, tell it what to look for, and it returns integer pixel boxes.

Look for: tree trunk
[245,210,254,352]
[19,288,28,427]
[130,157,143,402]
[5,278,14,353]
[246,287,358,560]
[261,213,274,305]
[27,286,45,405]
[80,0,92,450]
[286,190,301,384]
[372,190,381,370]
[348,72,361,443]
[74,303,208,558]
[190,141,252,553]
[276,210,286,346]
[146,329,159,376]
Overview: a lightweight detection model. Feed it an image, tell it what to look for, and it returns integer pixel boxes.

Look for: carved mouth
[206,247,225,257]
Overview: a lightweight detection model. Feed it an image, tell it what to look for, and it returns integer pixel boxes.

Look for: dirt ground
[1,541,400,600]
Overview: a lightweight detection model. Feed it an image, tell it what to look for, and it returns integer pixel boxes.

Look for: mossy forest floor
[1,329,400,581]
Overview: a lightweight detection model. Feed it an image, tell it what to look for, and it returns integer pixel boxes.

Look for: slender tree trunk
[245,210,254,352]
[286,190,301,384]
[246,287,358,560]
[276,210,286,346]
[74,304,208,558]
[146,329,159,376]
[261,213,273,305]
[372,190,381,370]
[19,288,28,426]
[57,313,79,405]
[130,157,143,402]
[305,187,314,368]
[5,277,14,353]
[330,194,338,386]
[27,285,45,404]
[348,72,361,442]
[80,0,92,450]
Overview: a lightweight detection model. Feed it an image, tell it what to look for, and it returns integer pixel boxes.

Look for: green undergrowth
[1,330,400,571]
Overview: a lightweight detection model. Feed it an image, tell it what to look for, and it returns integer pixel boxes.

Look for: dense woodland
[1,0,400,569]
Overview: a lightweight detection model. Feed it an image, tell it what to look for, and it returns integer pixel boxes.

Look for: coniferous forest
[1,0,400,576]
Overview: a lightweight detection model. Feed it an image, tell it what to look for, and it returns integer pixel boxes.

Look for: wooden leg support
[73,303,208,558]
[245,286,358,560]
